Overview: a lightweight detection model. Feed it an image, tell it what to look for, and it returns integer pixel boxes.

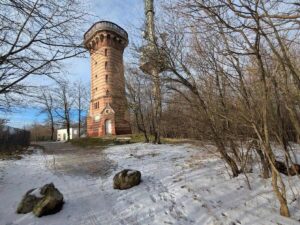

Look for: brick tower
[84,21,131,136]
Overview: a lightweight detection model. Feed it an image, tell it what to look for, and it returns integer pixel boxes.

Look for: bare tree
[54,81,74,141]
[0,0,89,110]
[164,0,300,216]
[126,67,151,142]
[29,122,53,142]
[73,81,89,137]
[37,89,55,141]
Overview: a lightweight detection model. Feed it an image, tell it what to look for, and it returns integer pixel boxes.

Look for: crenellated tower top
[84,21,128,51]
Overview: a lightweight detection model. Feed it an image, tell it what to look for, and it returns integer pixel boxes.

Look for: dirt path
[37,142,117,178]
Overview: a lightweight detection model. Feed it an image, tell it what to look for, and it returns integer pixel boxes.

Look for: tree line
[31,80,89,141]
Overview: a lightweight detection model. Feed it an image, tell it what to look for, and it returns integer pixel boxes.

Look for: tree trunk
[78,109,81,138]
[67,120,70,141]
[50,117,54,141]
[255,148,270,179]
[152,68,162,144]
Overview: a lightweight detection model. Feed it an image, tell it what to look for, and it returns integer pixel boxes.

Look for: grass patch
[130,134,189,144]
[0,145,34,160]
[161,138,191,144]
[69,134,193,148]
[70,134,153,147]
[70,137,115,147]
[30,143,45,150]
[129,134,153,143]
[0,150,23,160]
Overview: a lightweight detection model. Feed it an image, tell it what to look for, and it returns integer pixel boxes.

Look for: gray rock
[16,183,64,217]
[33,183,64,217]
[16,189,41,214]
[113,169,141,190]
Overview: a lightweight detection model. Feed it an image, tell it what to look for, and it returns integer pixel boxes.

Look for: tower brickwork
[84,21,131,136]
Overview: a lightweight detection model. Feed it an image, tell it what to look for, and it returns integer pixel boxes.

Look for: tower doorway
[105,120,112,135]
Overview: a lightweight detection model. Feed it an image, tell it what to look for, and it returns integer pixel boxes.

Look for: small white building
[57,128,79,141]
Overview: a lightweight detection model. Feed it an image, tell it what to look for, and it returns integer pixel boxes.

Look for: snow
[126,170,138,175]
[0,143,300,225]
[30,188,44,198]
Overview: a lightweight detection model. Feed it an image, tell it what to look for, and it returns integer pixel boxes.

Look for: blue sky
[0,0,145,128]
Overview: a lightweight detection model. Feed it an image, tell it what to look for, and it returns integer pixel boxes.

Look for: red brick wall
[86,30,131,137]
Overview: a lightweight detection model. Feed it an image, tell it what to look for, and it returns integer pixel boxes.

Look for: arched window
[100,34,104,42]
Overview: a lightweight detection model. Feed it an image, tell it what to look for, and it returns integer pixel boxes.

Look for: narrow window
[95,74,97,78]
[107,35,111,44]
[105,48,108,56]
[106,75,108,83]
[106,90,109,96]
[105,61,108,70]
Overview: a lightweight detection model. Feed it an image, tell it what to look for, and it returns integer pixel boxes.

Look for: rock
[289,164,300,176]
[33,183,64,217]
[113,169,141,190]
[115,137,131,145]
[275,160,288,175]
[16,183,64,217]
[275,160,300,176]
[16,189,42,214]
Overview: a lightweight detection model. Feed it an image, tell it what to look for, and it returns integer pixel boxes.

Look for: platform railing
[84,21,128,42]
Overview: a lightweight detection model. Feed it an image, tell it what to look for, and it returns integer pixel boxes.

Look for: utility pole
[141,0,162,144]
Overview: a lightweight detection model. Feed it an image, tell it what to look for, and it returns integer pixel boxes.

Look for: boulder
[289,164,300,176]
[16,189,42,214]
[113,169,141,190]
[33,183,64,217]
[275,160,300,176]
[16,183,64,217]
[275,160,288,175]
[115,137,131,145]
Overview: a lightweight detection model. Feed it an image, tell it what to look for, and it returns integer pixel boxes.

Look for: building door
[105,120,112,135]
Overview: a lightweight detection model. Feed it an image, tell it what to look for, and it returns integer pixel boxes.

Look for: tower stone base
[87,103,131,137]
[87,116,131,137]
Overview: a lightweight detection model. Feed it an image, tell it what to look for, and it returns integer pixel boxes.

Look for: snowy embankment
[0,143,300,225]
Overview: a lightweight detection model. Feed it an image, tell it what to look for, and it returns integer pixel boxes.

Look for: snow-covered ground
[1,143,300,225]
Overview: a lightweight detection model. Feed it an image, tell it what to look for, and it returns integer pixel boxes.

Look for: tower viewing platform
[84,21,128,49]
[84,21,128,41]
